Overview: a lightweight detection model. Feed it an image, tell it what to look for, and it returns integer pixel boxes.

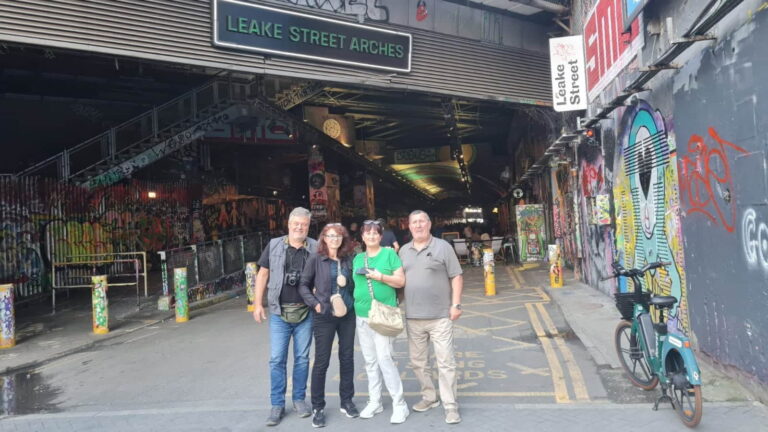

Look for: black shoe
[266,406,285,426]
[312,408,326,428]
[340,401,360,418]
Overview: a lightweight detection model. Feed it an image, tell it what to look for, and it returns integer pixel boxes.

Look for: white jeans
[356,317,406,406]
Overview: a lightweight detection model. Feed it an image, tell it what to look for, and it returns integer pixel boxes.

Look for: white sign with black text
[549,35,588,112]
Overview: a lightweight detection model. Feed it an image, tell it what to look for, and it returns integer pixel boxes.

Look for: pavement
[0,271,245,376]
[0,263,766,432]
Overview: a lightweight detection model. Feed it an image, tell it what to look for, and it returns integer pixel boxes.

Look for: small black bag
[280,303,310,323]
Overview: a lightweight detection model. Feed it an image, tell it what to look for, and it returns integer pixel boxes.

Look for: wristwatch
[452,304,462,310]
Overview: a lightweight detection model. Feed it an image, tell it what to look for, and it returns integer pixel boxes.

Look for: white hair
[289,207,312,220]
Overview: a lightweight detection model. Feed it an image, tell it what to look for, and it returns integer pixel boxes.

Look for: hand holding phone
[355,267,371,275]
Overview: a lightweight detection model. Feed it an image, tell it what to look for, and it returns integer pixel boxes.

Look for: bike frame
[631,299,702,387]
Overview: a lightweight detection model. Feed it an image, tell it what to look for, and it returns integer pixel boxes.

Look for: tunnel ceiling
[2,45,532,208]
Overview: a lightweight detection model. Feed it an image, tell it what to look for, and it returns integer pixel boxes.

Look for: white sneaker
[390,404,410,424]
[359,402,384,419]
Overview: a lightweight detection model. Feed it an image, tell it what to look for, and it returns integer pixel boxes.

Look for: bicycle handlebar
[601,261,671,281]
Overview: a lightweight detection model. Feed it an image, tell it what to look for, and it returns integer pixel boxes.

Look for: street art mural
[577,143,614,289]
[550,164,579,267]
[0,176,281,301]
[515,204,545,262]
[678,127,748,233]
[278,0,389,22]
[614,100,688,331]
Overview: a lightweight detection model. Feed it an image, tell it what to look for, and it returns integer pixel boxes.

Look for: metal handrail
[17,78,238,180]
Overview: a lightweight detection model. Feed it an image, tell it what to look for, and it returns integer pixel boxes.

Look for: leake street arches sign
[212,0,412,72]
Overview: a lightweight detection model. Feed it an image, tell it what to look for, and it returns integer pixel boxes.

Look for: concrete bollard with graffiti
[245,262,258,312]
[483,248,496,296]
[91,276,109,334]
[174,267,189,323]
[549,245,563,288]
[0,284,15,348]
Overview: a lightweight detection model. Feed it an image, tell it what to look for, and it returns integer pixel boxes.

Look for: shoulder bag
[330,260,348,318]
[364,255,404,336]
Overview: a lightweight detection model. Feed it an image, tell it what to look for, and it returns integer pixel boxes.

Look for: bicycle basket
[614,291,650,320]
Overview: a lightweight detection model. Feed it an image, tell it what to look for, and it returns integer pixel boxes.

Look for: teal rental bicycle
[603,261,703,428]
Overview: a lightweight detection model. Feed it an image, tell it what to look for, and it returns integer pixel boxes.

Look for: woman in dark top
[298,223,358,427]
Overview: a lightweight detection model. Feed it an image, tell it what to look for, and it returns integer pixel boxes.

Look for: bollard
[483,247,496,296]
[157,251,171,311]
[245,262,258,312]
[174,267,189,323]
[548,244,563,288]
[91,275,109,334]
[0,284,15,348]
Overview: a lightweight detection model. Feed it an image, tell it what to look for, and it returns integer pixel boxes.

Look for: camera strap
[284,246,307,275]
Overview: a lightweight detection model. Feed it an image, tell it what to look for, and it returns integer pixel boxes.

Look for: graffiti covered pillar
[245,262,257,312]
[91,275,109,335]
[308,147,328,222]
[174,267,189,323]
[326,172,340,222]
[0,284,15,348]
[353,174,376,220]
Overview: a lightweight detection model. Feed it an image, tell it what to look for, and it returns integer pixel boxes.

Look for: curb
[0,288,246,376]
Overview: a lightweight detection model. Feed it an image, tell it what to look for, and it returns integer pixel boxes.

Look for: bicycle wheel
[614,320,659,390]
[667,353,703,427]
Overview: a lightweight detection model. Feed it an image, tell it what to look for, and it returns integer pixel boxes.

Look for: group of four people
[252,208,464,427]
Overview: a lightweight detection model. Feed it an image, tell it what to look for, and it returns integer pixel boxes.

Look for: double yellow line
[512,267,589,404]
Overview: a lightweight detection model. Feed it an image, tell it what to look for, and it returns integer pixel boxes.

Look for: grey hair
[408,210,431,221]
[289,207,312,220]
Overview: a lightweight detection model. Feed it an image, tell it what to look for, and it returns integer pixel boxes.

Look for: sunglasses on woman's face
[363,220,381,226]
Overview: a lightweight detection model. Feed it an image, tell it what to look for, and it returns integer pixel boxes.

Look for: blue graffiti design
[621,101,683,318]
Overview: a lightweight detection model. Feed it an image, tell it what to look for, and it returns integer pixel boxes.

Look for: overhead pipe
[512,0,568,15]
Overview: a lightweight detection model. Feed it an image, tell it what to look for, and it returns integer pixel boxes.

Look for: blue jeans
[269,312,313,407]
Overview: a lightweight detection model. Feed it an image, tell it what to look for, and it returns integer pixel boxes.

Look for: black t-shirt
[380,229,398,248]
[257,242,309,304]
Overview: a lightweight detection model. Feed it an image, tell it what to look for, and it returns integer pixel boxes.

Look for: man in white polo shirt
[398,210,464,424]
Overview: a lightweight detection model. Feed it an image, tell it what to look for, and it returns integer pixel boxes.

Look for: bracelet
[379,274,384,282]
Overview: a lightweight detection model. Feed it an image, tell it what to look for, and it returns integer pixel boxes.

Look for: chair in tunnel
[452,239,470,264]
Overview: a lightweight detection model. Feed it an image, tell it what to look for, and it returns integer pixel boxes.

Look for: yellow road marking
[525,303,570,403]
[487,305,526,314]
[457,382,479,390]
[514,267,527,284]
[504,266,522,289]
[506,361,550,376]
[327,391,556,397]
[491,335,537,348]
[535,303,590,402]
[534,285,551,302]
[453,324,488,335]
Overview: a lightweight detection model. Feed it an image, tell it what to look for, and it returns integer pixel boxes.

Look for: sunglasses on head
[363,220,381,226]
[326,223,342,227]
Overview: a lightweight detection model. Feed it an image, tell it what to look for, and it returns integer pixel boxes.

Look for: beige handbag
[330,260,348,318]
[364,255,404,337]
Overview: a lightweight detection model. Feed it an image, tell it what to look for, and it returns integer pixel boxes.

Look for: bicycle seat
[649,296,677,308]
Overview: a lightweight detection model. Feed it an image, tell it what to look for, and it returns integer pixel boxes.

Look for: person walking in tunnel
[352,219,409,424]
[253,207,317,426]
[298,223,358,427]
[399,210,464,424]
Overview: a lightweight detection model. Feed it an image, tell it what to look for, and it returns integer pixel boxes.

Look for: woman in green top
[352,220,409,424]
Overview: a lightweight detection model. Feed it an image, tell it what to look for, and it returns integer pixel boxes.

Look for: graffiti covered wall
[613,100,689,331]
[576,142,615,293]
[671,6,768,384]
[1,176,284,300]
[515,204,546,262]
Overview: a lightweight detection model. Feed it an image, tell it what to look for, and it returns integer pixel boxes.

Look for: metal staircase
[17,77,251,189]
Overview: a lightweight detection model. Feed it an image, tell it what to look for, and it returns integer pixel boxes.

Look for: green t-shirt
[352,247,401,318]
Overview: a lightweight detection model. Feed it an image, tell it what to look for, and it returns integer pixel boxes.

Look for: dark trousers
[311,311,356,409]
